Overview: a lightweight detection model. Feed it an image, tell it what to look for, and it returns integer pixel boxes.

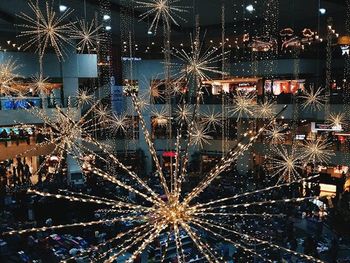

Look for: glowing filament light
[17,0,74,60]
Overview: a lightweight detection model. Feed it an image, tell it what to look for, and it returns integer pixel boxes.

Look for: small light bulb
[319,8,326,15]
[59,5,68,12]
[246,4,254,12]
[103,14,111,21]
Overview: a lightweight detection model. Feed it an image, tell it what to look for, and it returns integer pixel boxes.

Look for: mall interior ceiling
[0,0,347,48]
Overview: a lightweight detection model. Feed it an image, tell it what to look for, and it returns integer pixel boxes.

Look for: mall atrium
[0,0,349,262]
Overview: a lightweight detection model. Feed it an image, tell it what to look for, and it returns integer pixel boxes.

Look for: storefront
[264,79,306,95]
[201,78,263,103]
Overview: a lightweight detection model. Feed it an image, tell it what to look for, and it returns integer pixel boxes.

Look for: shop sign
[311,122,342,132]
[163,151,177,157]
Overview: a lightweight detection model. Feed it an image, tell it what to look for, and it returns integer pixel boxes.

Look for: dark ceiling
[0,0,347,50]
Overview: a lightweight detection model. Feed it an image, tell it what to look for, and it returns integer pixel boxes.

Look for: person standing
[24,162,31,184]
[12,164,17,186]
[0,164,6,182]
[17,158,24,184]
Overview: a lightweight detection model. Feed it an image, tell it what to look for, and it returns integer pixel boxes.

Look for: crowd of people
[0,158,33,187]
[0,129,31,147]
[0,153,349,262]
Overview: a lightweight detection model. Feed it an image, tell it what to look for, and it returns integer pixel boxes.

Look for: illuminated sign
[121,57,142,61]
[311,122,343,132]
[163,151,177,157]
[341,45,350,56]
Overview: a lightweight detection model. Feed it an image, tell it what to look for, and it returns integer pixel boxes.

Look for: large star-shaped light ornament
[175,104,193,124]
[172,34,229,83]
[256,100,276,119]
[300,86,325,111]
[17,0,74,60]
[5,93,322,263]
[229,91,256,120]
[76,89,94,106]
[136,0,189,34]
[70,19,102,53]
[327,112,345,129]
[268,146,303,184]
[20,103,102,176]
[189,124,211,148]
[0,58,22,96]
[30,74,51,95]
[109,113,130,134]
[200,107,222,130]
[265,123,287,144]
[151,107,170,127]
[149,79,165,103]
[95,104,110,124]
[301,137,334,164]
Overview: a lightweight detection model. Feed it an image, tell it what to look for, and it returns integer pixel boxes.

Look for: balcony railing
[0,96,79,110]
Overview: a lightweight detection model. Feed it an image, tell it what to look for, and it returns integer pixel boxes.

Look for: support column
[61,46,79,106]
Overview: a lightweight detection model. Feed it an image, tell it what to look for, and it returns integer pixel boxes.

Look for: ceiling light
[319,8,326,15]
[147,30,153,35]
[103,14,111,21]
[246,4,254,13]
[59,5,67,12]
[105,26,111,31]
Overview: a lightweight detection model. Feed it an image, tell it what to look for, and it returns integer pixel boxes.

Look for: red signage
[162,151,177,157]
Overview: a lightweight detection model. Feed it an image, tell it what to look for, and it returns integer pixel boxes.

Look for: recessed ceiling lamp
[59,5,68,12]
[319,8,326,15]
[105,26,112,31]
[103,14,111,21]
[246,4,254,13]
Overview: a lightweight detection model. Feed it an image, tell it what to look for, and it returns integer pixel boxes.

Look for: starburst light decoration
[136,0,188,34]
[300,86,325,111]
[108,112,130,134]
[189,123,211,148]
[172,34,229,83]
[265,123,287,144]
[327,112,346,128]
[95,104,110,124]
[76,88,94,106]
[149,78,166,103]
[5,99,324,262]
[229,91,256,120]
[256,100,276,119]
[70,19,102,53]
[168,79,187,96]
[200,107,222,130]
[17,0,74,60]
[174,104,193,124]
[151,106,170,127]
[16,101,105,176]
[268,146,303,184]
[0,58,22,95]
[301,137,334,164]
[30,74,51,95]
